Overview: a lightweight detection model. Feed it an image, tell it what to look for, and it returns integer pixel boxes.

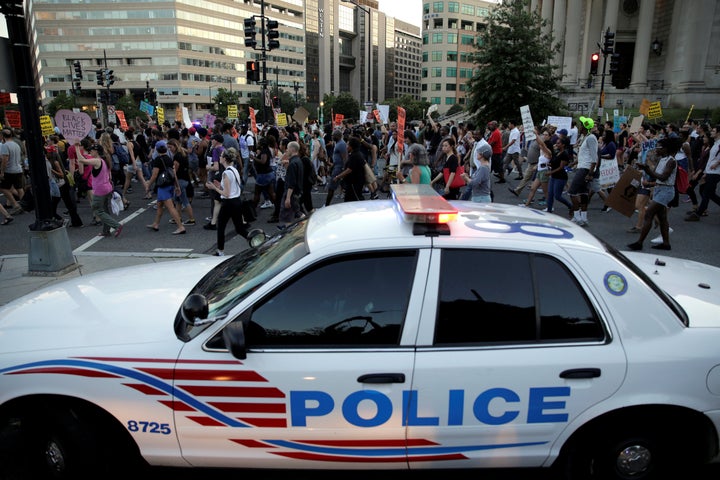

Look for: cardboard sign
[276,112,288,127]
[139,100,155,116]
[397,106,406,155]
[520,105,536,142]
[227,105,238,118]
[605,167,642,217]
[157,107,165,124]
[116,110,128,130]
[54,109,93,143]
[334,113,344,127]
[629,115,644,134]
[0,92,11,106]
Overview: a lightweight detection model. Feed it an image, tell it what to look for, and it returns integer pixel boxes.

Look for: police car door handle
[357,373,406,384]
[560,368,601,379]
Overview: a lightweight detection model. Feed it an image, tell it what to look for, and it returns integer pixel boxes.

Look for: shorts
[637,187,652,196]
[255,172,275,187]
[156,184,175,202]
[0,172,24,190]
[652,185,675,207]
[279,193,303,224]
[536,170,550,183]
[568,168,590,196]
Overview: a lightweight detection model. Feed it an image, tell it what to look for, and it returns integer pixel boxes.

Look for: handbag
[443,165,465,189]
[675,165,689,193]
[363,162,376,185]
[156,157,176,188]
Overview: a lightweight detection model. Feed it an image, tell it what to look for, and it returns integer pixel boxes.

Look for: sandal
[1,217,14,225]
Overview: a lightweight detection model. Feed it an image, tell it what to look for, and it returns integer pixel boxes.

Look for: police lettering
[289,387,570,427]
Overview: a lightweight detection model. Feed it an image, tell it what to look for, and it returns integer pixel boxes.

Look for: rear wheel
[564,427,677,480]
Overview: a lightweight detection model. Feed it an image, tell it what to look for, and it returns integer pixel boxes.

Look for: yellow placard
[40,115,55,136]
[157,107,165,124]
[639,98,650,116]
[647,101,663,120]
[227,105,238,118]
[276,112,288,127]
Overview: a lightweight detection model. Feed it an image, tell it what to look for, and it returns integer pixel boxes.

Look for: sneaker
[205,217,212,222]
[370,192,379,200]
[626,226,641,233]
[182,219,196,225]
[203,223,217,230]
[508,187,519,197]
[214,250,225,256]
[650,228,674,244]
[169,218,177,224]
[627,242,643,251]
[260,200,273,209]
[577,220,588,227]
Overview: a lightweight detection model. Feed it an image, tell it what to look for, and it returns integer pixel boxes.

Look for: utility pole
[244,0,280,125]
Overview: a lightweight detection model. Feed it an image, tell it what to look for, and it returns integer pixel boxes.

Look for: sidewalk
[0,251,207,307]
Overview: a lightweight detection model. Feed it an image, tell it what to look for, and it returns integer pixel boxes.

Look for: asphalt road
[2,174,719,267]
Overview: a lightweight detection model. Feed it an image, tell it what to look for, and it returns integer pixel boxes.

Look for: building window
[422,67,428,78]
[338,5,355,33]
[462,4,475,15]
[431,83,441,91]
[447,51,458,62]
[432,51,442,61]
[445,97,456,105]
[431,96,441,104]
[423,33,428,45]
[423,51,428,62]
[431,67,442,77]
[423,3,430,15]
[477,7,489,17]
[432,1,444,13]
[447,33,457,44]
[422,84,427,91]
[432,33,443,44]
[446,67,457,77]
[448,2,459,13]
[461,34,475,46]
[433,18,443,29]
[459,84,468,91]
[446,83,456,91]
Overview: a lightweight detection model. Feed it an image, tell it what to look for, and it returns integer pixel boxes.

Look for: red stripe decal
[8,367,119,378]
[187,416,226,427]
[231,439,276,448]
[209,402,286,413]
[272,452,408,463]
[158,400,194,411]
[77,357,241,365]
[179,386,285,398]
[138,368,267,382]
[408,453,467,462]
[123,383,168,396]
[238,417,287,428]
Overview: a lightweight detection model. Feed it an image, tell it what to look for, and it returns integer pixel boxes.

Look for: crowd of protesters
[2,112,718,255]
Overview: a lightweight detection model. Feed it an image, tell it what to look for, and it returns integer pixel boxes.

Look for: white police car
[1,184,719,480]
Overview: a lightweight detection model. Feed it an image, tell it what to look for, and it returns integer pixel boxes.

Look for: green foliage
[211,88,242,119]
[386,96,432,123]
[322,92,360,122]
[113,94,143,125]
[46,92,76,117]
[466,0,568,125]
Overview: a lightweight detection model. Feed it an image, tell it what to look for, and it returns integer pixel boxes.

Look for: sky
[378,0,422,28]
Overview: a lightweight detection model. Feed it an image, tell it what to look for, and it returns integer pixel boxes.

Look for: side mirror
[247,228,268,248]
[181,293,209,326]
[222,320,247,360]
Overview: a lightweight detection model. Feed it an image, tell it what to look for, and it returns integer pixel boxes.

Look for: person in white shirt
[568,117,598,226]
[502,120,523,179]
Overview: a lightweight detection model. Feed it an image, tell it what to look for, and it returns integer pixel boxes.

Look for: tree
[466,0,567,124]
[386,95,431,123]
[322,92,359,123]
[211,88,242,119]
[113,94,143,125]
[46,92,76,117]
[445,103,465,117]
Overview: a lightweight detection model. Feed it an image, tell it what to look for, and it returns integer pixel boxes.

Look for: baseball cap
[155,140,167,150]
[481,149,492,159]
[579,116,595,130]
[189,127,196,134]
[558,129,568,136]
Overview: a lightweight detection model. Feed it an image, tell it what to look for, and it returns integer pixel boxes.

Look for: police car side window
[434,250,603,345]
[245,251,417,347]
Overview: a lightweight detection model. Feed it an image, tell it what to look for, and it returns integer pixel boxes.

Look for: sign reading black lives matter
[54,109,94,143]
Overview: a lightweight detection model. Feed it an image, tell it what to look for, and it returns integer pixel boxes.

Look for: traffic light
[73,80,82,93]
[266,19,279,50]
[246,60,260,83]
[96,70,104,85]
[603,30,615,54]
[104,69,115,86]
[609,53,621,73]
[244,17,257,48]
[73,60,82,79]
[590,52,599,75]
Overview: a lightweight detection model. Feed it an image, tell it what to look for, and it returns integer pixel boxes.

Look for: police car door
[174,249,427,468]
[408,246,626,469]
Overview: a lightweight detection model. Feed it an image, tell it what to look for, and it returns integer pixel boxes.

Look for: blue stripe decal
[1,359,250,428]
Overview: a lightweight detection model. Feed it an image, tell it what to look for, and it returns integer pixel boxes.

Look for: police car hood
[624,252,720,327]
[0,258,224,354]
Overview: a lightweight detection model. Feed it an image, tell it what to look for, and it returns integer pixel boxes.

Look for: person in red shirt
[487,121,505,183]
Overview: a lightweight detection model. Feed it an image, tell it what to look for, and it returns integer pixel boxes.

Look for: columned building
[536,0,720,115]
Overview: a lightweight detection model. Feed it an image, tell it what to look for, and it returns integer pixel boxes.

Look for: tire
[564,427,676,480]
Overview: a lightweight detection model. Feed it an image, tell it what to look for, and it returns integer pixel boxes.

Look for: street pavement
[1,171,719,307]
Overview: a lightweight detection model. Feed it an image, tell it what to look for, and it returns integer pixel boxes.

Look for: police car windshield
[176,221,309,340]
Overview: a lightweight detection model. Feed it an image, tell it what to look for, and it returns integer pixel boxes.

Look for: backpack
[111,142,130,171]
[676,165,689,194]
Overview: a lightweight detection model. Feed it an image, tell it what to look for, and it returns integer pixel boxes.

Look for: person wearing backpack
[99,132,129,207]
[144,140,185,234]
[239,124,255,185]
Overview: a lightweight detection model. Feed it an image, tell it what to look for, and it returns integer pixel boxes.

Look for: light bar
[391,184,458,224]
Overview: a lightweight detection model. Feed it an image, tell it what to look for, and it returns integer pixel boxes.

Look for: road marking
[153,248,194,253]
[73,206,148,253]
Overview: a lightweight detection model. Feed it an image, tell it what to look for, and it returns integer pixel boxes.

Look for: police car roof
[305,198,607,255]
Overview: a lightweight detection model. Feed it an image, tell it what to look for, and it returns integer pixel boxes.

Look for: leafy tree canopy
[466,0,568,125]
[386,95,431,123]
[46,92,75,118]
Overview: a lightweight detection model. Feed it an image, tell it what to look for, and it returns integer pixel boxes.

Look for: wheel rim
[616,444,652,476]
[45,438,66,474]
